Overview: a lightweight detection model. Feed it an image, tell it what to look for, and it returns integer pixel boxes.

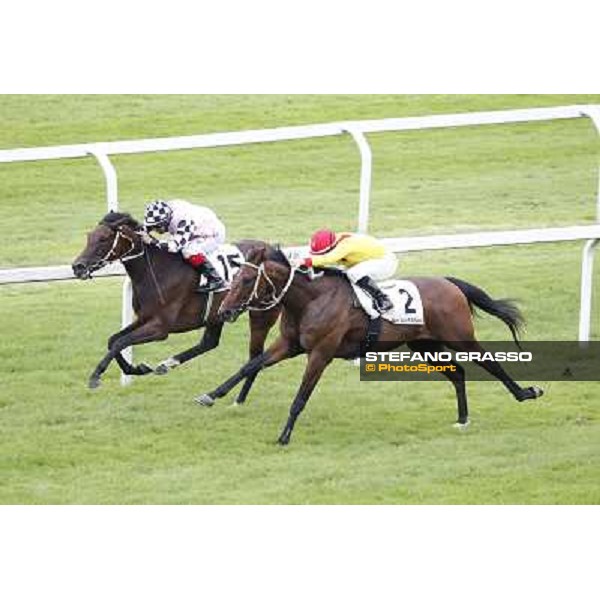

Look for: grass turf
[1,95,599,503]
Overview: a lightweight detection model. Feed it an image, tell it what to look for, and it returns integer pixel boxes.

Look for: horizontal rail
[382,224,600,253]
[0,123,347,163]
[0,105,595,164]
[4,225,600,285]
[352,105,595,134]
[0,262,124,284]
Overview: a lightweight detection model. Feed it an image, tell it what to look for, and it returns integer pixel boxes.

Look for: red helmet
[310,229,337,255]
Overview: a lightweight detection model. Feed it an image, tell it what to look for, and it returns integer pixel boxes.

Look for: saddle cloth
[352,279,424,325]
[201,243,244,286]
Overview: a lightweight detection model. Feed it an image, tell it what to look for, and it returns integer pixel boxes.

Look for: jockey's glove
[289,256,312,269]
[140,231,158,246]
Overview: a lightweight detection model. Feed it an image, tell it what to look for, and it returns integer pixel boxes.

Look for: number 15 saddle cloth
[203,244,244,286]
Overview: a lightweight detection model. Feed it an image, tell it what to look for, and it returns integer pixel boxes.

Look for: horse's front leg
[108,321,155,377]
[88,318,168,389]
[196,336,297,406]
[154,322,224,375]
[277,346,334,446]
[234,308,281,405]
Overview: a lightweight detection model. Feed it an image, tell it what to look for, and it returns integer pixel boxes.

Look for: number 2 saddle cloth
[351,279,425,325]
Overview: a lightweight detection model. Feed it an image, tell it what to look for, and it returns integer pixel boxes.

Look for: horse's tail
[445,276,525,350]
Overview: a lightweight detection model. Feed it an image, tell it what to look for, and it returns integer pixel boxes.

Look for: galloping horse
[197,245,543,445]
[72,212,280,395]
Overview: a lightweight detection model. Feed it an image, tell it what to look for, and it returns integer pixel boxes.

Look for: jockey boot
[200,260,227,293]
[355,276,393,313]
[188,255,227,293]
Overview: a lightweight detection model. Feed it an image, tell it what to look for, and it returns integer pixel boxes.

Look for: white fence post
[579,239,599,343]
[87,149,119,212]
[344,127,373,234]
[121,278,134,385]
[578,107,600,342]
[88,149,134,384]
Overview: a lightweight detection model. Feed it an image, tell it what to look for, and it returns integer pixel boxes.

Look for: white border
[1,506,597,600]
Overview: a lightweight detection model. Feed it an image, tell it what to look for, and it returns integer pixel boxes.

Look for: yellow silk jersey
[310,233,386,268]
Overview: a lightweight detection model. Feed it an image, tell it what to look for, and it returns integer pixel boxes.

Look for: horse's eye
[242,277,254,286]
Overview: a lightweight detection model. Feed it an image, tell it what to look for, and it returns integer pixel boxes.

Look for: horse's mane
[266,245,345,280]
[100,211,141,230]
[266,245,290,266]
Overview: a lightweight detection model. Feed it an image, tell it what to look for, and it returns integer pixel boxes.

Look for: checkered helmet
[144,200,173,229]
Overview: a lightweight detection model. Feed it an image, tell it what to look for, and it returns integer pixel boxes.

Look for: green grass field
[1,95,600,504]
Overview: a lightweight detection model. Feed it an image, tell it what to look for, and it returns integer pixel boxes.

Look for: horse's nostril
[218,308,237,323]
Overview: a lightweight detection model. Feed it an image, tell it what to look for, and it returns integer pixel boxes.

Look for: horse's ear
[247,245,267,264]
[118,222,134,234]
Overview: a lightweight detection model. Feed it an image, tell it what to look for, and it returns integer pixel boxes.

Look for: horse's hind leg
[446,339,543,402]
[408,340,469,427]
[155,323,224,375]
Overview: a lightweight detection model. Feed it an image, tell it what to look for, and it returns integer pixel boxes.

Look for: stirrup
[198,279,228,293]
[376,297,394,313]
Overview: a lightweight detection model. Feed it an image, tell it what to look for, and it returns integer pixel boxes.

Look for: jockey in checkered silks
[141,199,227,292]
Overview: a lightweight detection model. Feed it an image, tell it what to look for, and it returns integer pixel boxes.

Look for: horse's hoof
[531,386,544,399]
[453,420,470,432]
[196,393,215,407]
[277,431,291,445]
[88,377,101,390]
[135,363,154,376]
[518,386,544,402]
[155,357,180,375]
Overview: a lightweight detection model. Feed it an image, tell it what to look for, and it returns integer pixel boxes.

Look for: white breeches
[346,252,398,283]
[182,230,226,259]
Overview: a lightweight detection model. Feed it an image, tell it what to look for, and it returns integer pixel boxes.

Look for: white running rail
[1,104,599,384]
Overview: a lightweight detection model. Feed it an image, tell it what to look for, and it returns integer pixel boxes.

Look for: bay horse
[197,245,544,445]
[71,212,280,394]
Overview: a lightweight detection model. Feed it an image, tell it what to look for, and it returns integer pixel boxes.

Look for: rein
[242,259,296,312]
[143,248,167,306]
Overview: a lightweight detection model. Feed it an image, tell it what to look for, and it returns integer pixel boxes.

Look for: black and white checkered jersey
[155,200,226,253]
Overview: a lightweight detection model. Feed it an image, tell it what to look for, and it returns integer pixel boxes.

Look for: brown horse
[197,245,543,445]
[72,212,280,395]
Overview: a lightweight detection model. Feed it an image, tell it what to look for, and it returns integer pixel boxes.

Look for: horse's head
[72,212,143,280]
[219,245,293,323]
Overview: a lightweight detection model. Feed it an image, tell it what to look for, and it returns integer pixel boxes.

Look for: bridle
[240,257,296,312]
[84,225,166,305]
[88,226,144,274]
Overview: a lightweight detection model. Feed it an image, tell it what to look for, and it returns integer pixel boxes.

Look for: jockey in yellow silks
[299,229,398,313]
